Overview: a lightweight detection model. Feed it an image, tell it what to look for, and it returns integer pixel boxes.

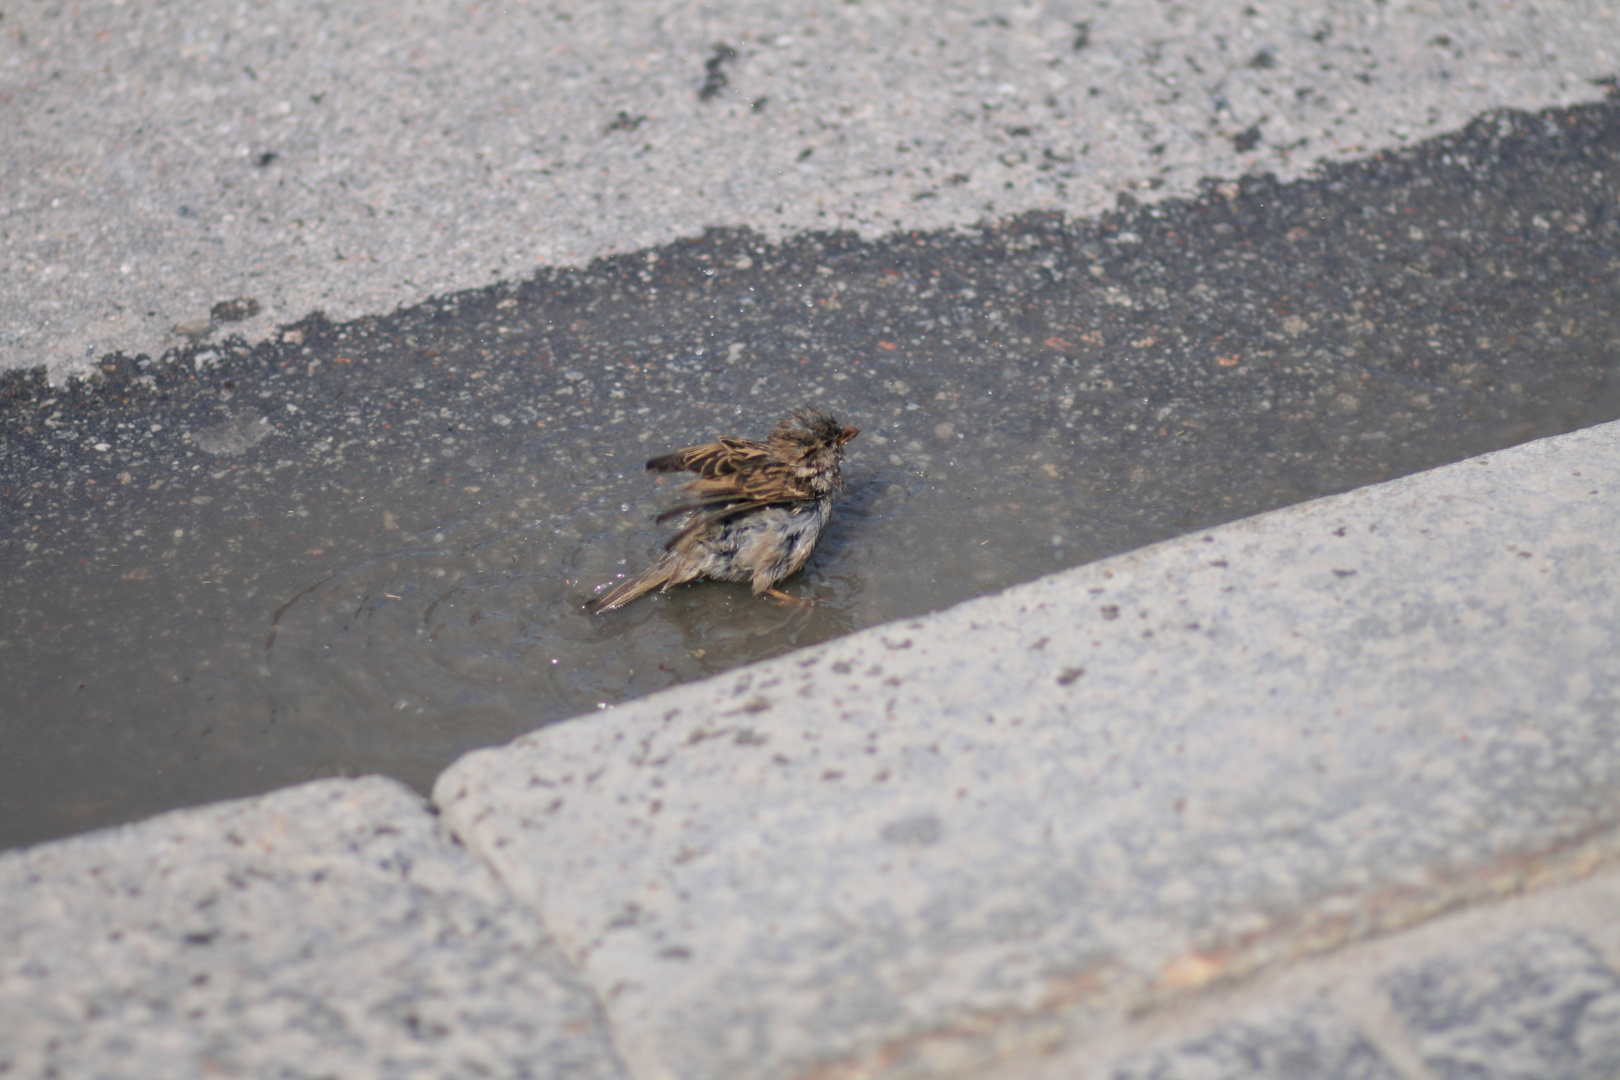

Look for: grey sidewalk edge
[434,417,1620,1080]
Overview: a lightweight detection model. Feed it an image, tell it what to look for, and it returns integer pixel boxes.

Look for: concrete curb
[0,776,626,1079]
[435,417,1620,1080]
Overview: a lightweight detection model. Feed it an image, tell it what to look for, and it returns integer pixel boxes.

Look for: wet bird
[587,407,859,612]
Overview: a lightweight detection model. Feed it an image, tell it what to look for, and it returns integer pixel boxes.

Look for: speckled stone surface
[436,418,1620,1080]
[1020,865,1620,1080]
[1383,928,1620,1080]
[0,776,625,1080]
[6,0,1618,379]
[1109,1004,1403,1080]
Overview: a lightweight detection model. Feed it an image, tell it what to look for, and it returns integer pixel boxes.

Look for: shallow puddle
[4,101,1619,848]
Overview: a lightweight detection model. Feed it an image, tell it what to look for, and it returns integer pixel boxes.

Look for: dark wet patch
[210,298,261,324]
[3,99,1619,849]
[698,43,738,102]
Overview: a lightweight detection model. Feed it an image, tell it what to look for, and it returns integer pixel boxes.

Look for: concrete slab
[1382,928,1620,1080]
[1109,1004,1405,1080]
[0,776,625,1080]
[1027,865,1620,1080]
[436,418,1620,1080]
[6,0,1617,380]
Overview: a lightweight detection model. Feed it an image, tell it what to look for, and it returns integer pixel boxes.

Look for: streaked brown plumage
[587,407,859,612]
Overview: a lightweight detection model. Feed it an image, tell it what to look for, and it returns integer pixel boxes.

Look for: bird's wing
[644,438,815,551]
[647,436,815,518]
[645,436,766,479]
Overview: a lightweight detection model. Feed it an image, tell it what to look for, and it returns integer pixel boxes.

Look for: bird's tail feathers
[586,556,688,613]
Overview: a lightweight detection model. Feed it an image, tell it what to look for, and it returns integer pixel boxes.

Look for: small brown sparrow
[587,407,859,612]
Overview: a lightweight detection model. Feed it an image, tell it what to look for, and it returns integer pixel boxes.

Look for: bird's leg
[762,587,816,606]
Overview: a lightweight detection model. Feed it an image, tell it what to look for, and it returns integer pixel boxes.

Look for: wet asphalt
[3,98,1618,850]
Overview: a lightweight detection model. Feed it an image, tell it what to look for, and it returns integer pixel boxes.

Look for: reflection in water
[3,100,1619,847]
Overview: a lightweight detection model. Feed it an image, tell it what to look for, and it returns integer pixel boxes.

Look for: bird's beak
[839,426,860,444]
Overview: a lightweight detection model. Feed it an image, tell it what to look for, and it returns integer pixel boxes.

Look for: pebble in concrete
[0,777,625,1080]
[1383,927,1620,1080]
[436,419,1620,1080]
